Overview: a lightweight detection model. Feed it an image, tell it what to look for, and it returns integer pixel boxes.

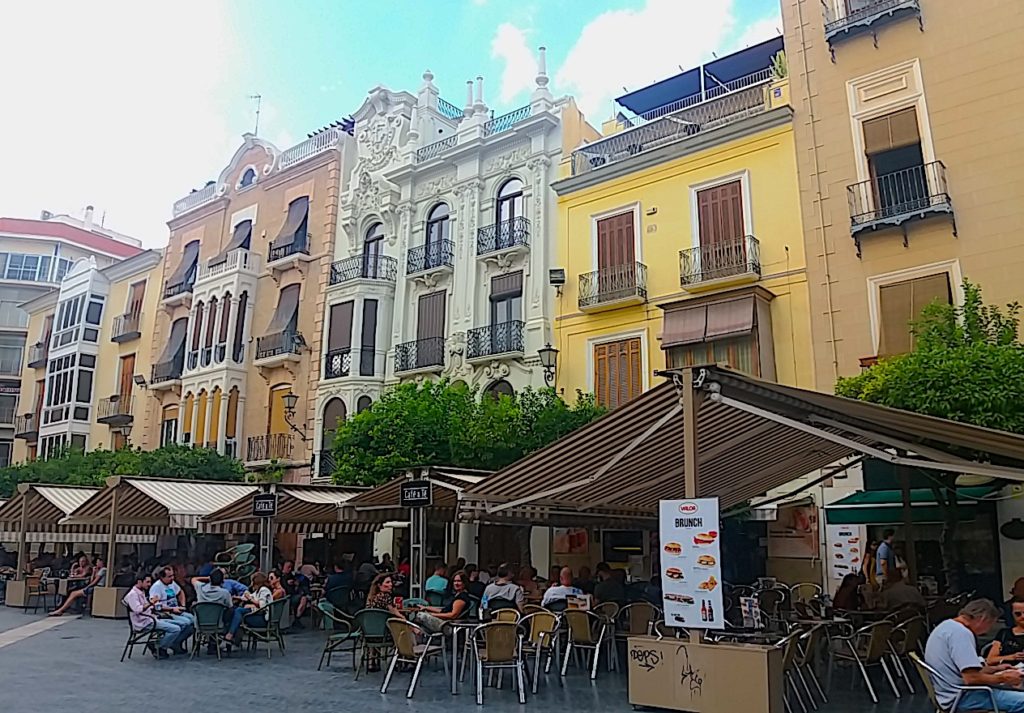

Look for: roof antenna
[249,94,262,135]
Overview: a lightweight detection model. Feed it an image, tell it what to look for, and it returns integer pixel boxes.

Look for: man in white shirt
[541,567,582,609]
[124,572,190,658]
[925,599,1024,712]
[150,566,196,629]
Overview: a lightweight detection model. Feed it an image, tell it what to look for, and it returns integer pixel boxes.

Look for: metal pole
[899,467,918,583]
[105,484,120,577]
[410,506,425,599]
[682,367,700,499]
[15,486,30,579]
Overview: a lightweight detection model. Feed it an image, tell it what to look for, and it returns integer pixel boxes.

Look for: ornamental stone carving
[486,145,531,175]
[416,174,456,198]
[482,361,511,381]
[357,115,401,171]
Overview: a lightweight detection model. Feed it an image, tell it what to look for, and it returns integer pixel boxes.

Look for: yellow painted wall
[554,119,815,399]
[12,309,50,463]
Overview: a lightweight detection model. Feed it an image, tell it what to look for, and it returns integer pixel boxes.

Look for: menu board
[826,524,866,582]
[659,498,723,629]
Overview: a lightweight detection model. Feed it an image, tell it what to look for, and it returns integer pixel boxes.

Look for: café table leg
[450,627,459,695]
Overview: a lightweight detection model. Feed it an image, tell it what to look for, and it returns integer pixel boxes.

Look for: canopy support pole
[105,485,119,575]
[16,487,30,579]
[898,462,918,583]
[682,367,700,499]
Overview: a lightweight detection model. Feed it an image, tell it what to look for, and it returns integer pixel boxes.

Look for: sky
[0,0,781,247]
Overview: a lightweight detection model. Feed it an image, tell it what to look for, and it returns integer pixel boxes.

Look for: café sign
[400,480,433,508]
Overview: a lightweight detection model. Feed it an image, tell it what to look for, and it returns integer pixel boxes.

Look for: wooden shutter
[878,273,951,357]
[128,282,146,316]
[594,337,642,409]
[863,108,920,154]
[417,292,446,340]
[697,181,744,245]
[593,343,611,408]
[269,385,290,435]
[328,302,354,351]
[218,297,231,343]
[596,213,635,270]
[225,389,238,439]
[360,299,378,376]
[204,298,217,348]
[118,354,135,400]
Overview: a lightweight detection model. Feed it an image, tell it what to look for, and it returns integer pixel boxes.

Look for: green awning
[825,486,997,525]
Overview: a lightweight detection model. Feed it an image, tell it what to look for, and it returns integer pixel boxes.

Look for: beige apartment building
[144,127,353,479]
[782,0,1024,388]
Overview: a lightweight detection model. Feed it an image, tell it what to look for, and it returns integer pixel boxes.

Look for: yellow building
[13,250,164,461]
[551,39,814,406]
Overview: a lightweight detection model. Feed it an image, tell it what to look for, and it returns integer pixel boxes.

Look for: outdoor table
[445,619,482,695]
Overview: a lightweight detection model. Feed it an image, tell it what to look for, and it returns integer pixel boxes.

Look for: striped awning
[63,477,257,531]
[458,365,1024,528]
[342,467,492,525]
[0,484,105,534]
[0,529,157,544]
[200,484,374,535]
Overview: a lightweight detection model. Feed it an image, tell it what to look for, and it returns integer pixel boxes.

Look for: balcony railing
[680,235,761,286]
[579,262,648,309]
[111,312,141,343]
[151,358,183,385]
[437,97,465,121]
[246,433,295,463]
[163,279,194,301]
[317,449,337,478]
[415,135,458,164]
[268,234,311,263]
[97,395,133,425]
[255,330,304,361]
[477,217,530,256]
[197,248,262,282]
[329,254,398,285]
[0,349,24,376]
[406,240,455,275]
[467,320,525,360]
[847,161,952,237]
[172,183,219,218]
[572,68,773,176]
[394,337,446,373]
[484,105,532,137]
[278,127,343,170]
[324,347,351,379]
[14,414,37,439]
[27,342,47,368]
[824,0,922,43]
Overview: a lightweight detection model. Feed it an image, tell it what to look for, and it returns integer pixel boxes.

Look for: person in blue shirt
[326,561,353,591]
[876,529,897,586]
[425,563,449,594]
[223,577,249,598]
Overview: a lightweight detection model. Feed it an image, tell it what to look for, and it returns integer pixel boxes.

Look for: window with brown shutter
[593,337,642,409]
[127,281,146,316]
[697,180,745,246]
[328,301,354,351]
[877,272,951,357]
[863,108,920,155]
[596,213,635,270]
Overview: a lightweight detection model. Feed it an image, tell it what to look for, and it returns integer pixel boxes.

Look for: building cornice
[101,249,163,282]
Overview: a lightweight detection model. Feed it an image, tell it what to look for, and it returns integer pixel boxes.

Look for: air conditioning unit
[549,268,566,287]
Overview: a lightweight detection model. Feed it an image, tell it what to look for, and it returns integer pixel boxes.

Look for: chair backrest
[354,608,392,639]
[325,586,351,610]
[475,621,520,664]
[266,597,288,627]
[864,621,895,662]
[317,600,350,631]
[520,611,558,647]
[789,582,822,604]
[757,588,784,615]
[233,543,256,555]
[798,624,826,665]
[909,652,943,712]
[487,597,518,612]
[564,610,600,644]
[426,591,445,607]
[547,599,568,613]
[620,602,659,635]
[776,632,802,671]
[493,608,520,623]
[387,618,419,658]
[593,601,620,621]
[894,616,927,655]
[193,602,227,631]
[25,575,41,592]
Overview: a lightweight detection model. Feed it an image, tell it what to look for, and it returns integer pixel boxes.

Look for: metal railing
[484,105,532,136]
[246,433,295,462]
[825,0,921,39]
[848,161,951,231]
[415,135,458,163]
[14,414,37,437]
[27,342,47,368]
[329,254,398,285]
[406,239,455,274]
[163,279,194,300]
[0,349,24,376]
[680,235,761,285]
[571,68,773,176]
[97,395,133,423]
[477,217,530,255]
[198,248,262,282]
[324,347,351,379]
[111,312,141,341]
[268,233,311,263]
[317,449,337,478]
[151,358,183,385]
[578,262,648,309]
[394,337,446,372]
[255,330,304,360]
[437,97,465,121]
[279,127,343,170]
[467,320,525,360]
[172,183,218,217]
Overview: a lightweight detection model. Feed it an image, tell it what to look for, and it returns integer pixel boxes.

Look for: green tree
[836,280,1024,591]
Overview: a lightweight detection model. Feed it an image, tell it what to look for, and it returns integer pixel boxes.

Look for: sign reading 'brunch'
[658,498,724,629]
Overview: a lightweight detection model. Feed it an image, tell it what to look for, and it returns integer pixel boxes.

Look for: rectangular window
[490,272,523,325]
[127,281,146,315]
[863,108,926,216]
[593,337,642,409]
[161,419,178,447]
[877,273,952,357]
[328,301,354,351]
[668,335,758,375]
[70,434,86,452]
[75,369,93,403]
[360,299,378,376]
[596,212,635,270]
[85,300,103,325]
[56,258,72,281]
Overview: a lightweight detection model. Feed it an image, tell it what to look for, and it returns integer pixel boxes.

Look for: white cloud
[555,0,777,121]
[490,23,538,105]
[734,13,783,50]
[0,2,246,246]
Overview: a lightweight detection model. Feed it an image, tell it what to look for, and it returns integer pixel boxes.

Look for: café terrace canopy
[458,365,1024,529]
[200,484,375,534]
[341,467,492,525]
[0,484,108,542]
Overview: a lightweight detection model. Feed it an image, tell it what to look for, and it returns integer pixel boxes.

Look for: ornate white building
[315,50,574,476]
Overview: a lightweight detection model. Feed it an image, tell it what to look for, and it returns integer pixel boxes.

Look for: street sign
[400,479,433,508]
[252,492,277,517]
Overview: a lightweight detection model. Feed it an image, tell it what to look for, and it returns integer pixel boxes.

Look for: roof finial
[536,46,549,89]
[422,69,435,89]
[464,79,474,118]
[474,76,486,115]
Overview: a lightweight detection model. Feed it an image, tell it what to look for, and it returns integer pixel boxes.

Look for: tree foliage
[331,381,605,486]
[0,443,245,498]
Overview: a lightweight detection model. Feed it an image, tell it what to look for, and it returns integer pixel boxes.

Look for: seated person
[574,566,595,595]
[880,569,926,611]
[465,564,486,599]
[593,563,626,605]
[222,576,249,600]
[483,564,525,611]
[69,554,92,580]
[325,561,353,592]
[1005,578,1024,624]
[281,560,310,629]
[150,565,196,628]
[191,569,240,653]
[425,563,449,595]
[542,567,583,609]
[832,573,863,611]
[268,569,288,601]
[49,557,106,617]
[516,566,540,599]
[412,570,471,633]
[299,560,321,579]
[988,599,1024,666]
[925,599,1024,712]
[123,572,191,659]
[366,573,403,616]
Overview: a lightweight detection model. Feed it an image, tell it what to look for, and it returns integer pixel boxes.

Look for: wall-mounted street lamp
[538,343,559,386]
[282,389,310,442]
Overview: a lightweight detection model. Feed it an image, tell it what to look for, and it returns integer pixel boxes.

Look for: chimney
[40,210,53,221]
[84,205,94,232]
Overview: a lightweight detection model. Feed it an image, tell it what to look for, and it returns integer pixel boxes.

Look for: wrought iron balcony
[324,347,351,379]
[824,0,922,44]
[578,262,648,310]
[268,234,311,263]
[467,321,525,361]
[477,217,530,256]
[415,135,458,164]
[97,395,133,426]
[437,97,464,121]
[163,279,194,301]
[406,240,455,275]
[394,337,445,373]
[14,414,37,441]
[680,235,761,287]
[111,312,141,343]
[329,254,398,285]
[317,449,337,478]
[847,161,953,251]
[151,358,184,387]
[246,433,295,463]
[255,330,305,361]
[27,342,47,369]
[484,105,532,137]
[572,68,773,176]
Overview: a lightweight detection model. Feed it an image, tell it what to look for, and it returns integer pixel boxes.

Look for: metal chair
[353,607,393,679]
[795,624,829,707]
[382,618,447,698]
[910,651,1001,713]
[119,596,161,662]
[190,602,228,660]
[561,609,611,679]
[523,603,547,616]
[316,601,359,671]
[472,621,527,705]
[888,615,927,694]
[239,598,288,659]
[325,586,352,615]
[618,601,660,637]
[519,610,560,693]
[778,631,810,713]
[493,608,520,623]
[426,590,445,607]
[832,620,899,703]
[25,575,52,614]
[790,583,823,605]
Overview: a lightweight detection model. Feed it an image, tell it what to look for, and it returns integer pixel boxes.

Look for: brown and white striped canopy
[341,467,492,525]
[200,484,374,534]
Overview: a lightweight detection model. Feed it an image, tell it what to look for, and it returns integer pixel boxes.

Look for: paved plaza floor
[0,606,936,713]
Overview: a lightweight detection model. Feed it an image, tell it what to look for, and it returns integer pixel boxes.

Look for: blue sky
[0,0,781,245]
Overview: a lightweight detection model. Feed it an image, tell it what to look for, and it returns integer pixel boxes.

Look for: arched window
[356,395,372,413]
[240,167,256,188]
[321,398,347,450]
[425,203,450,246]
[363,222,384,278]
[485,380,515,401]
[496,178,524,226]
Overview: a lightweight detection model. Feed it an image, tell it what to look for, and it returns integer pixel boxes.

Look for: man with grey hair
[925,598,1024,711]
